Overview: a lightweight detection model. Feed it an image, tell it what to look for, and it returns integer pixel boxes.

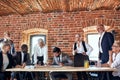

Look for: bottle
[84,60,89,68]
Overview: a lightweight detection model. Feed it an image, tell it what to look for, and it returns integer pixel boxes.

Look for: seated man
[49,47,73,80]
[101,40,120,80]
[12,44,31,80]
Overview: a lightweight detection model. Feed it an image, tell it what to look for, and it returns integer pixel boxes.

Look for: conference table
[6,66,117,80]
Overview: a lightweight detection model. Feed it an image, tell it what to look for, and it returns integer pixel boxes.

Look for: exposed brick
[0,10,120,58]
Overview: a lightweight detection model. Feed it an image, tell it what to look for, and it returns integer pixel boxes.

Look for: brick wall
[0,10,120,57]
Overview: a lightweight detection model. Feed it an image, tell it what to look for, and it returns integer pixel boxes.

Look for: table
[6,66,117,80]
[6,66,117,72]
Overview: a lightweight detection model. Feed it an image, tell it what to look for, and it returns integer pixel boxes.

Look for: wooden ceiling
[0,0,120,16]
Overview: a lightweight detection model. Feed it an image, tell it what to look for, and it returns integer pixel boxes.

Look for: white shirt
[110,52,120,77]
[34,44,48,64]
[2,54,9,71]
[99,32,105,53]
[54,54,62,64]
[73,41,93,55]
[21,52,24,63]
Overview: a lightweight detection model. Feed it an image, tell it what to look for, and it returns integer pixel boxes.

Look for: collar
[100,31,105,36]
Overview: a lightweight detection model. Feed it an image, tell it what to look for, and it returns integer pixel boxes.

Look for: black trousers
[112,76,120,80]
[0,72,11,80]
[77,72,88,80]
[74,53,89,80]
[37,56,44,65]
[0,72,4,80]
[37,56,45,80]
[74,53,89,67]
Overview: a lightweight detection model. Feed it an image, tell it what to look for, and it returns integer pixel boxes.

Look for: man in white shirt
[102,41,120,80]
[33,38,48,80]
[33,38,48,65]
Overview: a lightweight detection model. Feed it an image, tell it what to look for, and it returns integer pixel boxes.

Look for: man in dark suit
[14,44,30,66]
[96,24,114,64]
[49,47,73,80]
[12,44,30,80]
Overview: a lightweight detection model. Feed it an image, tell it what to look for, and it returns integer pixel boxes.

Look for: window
[30,35,46,56]
[87,34,100,61]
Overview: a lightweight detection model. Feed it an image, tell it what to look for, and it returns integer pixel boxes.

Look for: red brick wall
[0,10,120,57]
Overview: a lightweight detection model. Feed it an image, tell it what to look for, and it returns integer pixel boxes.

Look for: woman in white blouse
[73,34,93,80]
[102,40,120,80]
[73,34,93,56]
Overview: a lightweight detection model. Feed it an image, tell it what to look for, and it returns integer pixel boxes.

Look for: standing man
[49,47,73,80]
[33,38,48,80]
[33,38,48,65]
[0,31,15,55]
[96,24,114,64]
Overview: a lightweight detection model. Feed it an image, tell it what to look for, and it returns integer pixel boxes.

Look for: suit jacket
[0,51,14,71]
[100,32,114,63]
[52,53,73,66]
[14,51,30,65]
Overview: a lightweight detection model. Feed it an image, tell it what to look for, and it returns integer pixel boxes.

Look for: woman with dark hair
[0,42,15,80]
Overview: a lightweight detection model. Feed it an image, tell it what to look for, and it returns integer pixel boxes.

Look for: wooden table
[6,66,117,80]
[6,66,117,72]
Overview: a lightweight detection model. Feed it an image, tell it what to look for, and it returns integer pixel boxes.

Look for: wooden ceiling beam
[24,0,42,12]
[0,0,119,16]
[37,0,51,12]
[0,0,22,15]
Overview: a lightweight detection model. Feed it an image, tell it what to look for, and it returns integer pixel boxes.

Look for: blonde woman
[102,40,120,80]
[0,42,15,80]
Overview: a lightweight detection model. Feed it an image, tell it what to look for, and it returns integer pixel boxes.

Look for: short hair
[38,38,44,44]
[21,44,28,50]
[53,47,61,53]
